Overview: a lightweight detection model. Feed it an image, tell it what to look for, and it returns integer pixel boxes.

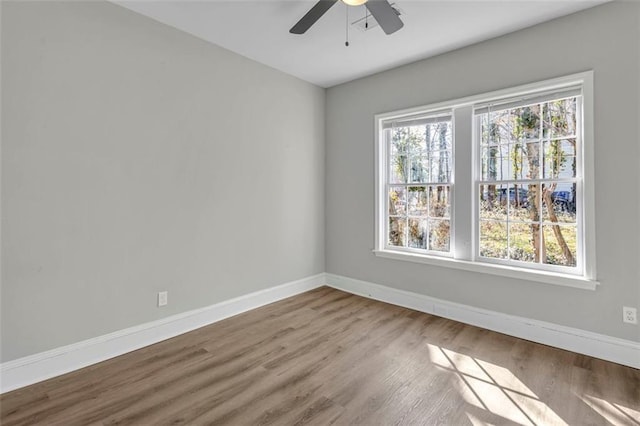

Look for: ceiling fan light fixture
[342,0,368,6]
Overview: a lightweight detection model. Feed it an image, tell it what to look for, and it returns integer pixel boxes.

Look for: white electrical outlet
[158,291,168,307]
[623,307,637,324]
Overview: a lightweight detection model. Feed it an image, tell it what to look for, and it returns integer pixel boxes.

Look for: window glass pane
[487,110,514,145]
[390,127,422,176]
[424,121,452,153]
[429,185,450,218]
[480,184,507,221]
[543,139,576,179]
[507,144,531,180]
[480,114,490,146]
[388,187,406,216]
[429,151,451,183]
[389,133,409,183]
[409,156,429,183]
[407,126,426,157]
[480,145,509,181]
[389,154,407,183]
[509,222,539,263]
[429,219,450,252]
[479,221,507,259]
[544,98,577,138]
[480,147,496,181]
[390,135,405,155]
[543,225,577,267]
[388,217,406,247]
[510,183,538,222]
[408,187,428,216]
[408,219,428,249]
[512,104,541,140]
[542,183,576,223]
[522,141,541,180]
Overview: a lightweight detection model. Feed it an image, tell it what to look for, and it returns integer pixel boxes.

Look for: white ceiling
[116,0,607,88]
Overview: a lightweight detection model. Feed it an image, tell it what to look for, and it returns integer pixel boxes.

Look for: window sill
[372,250,599,290]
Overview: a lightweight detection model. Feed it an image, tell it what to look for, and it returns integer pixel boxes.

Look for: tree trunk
[529,184,543,263]
[526,140,544,262]
[488,146,497,208]
[542,187,575,265]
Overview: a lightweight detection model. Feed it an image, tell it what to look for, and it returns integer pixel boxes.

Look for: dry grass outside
[480,220,577,267]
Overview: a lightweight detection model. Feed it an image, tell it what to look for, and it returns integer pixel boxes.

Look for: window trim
[374,71,597,290]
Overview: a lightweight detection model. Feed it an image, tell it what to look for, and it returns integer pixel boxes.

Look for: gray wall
[326,2,640,342]
[1,1,325,362]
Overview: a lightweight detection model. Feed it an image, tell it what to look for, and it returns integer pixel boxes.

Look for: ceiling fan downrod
[345,5,350,46]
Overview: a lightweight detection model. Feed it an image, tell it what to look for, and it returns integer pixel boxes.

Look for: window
[375,72,596,289]
[476,90,581,272]
[383,112,453,254]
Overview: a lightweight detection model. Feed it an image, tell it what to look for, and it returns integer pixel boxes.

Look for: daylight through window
[477,91,581,270]
[384,113,453,253]
[375,73,595,286]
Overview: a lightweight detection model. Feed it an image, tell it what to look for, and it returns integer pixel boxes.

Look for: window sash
[383,115,454,256]
[473,92,583,274]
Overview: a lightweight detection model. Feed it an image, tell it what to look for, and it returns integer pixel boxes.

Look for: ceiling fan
[290,0,404,36]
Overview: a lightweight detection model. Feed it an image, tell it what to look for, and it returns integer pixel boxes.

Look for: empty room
[1,0,639,424]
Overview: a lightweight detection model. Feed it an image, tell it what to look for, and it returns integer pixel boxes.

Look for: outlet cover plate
[623,306,637,324]
[158,291,168,307]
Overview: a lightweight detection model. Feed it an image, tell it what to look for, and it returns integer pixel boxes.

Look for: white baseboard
[0,273,325,394]
[325,273,640,369]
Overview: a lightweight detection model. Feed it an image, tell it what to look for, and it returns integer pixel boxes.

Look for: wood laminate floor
[1,287,639,425]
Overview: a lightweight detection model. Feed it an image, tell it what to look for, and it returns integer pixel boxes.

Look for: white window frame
[374,71,597,290]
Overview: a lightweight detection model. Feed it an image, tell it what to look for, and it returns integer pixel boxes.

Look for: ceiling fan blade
[290,0,339,34]
[365,0,404,35]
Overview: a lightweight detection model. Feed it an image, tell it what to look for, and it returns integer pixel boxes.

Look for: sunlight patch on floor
[462,375,535,424]
[465,411,499,426]
[427,344,568,426]
[614,402,640,423]
[580,394,640,425]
